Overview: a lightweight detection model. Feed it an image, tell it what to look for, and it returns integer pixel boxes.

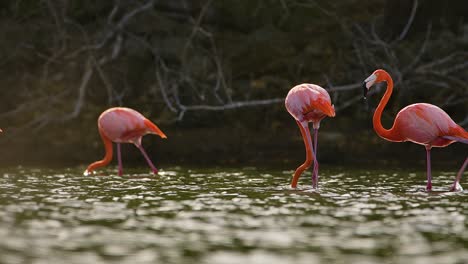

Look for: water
[0,166,467,264]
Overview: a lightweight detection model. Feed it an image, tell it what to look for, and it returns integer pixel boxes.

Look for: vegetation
[0,0,466,166]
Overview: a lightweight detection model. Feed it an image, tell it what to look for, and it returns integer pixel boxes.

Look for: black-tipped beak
[362,82,368,99]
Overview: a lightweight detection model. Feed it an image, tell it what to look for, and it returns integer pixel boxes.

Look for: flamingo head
[362,73,375,99]
[363,69,388,98]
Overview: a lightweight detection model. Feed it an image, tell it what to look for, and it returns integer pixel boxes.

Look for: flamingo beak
[362,82,368,99]
[362,82,369,111]
[363,73,377,93]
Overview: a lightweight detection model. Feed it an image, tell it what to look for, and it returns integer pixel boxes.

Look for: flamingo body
[285,84,335,128]
[391,103,466,147]
[363,69,468,191]
[98,108,165,144]
[285,84,335,188]
[85,107,167,176]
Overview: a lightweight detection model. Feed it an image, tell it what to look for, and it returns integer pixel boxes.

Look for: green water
[0,167,467,264]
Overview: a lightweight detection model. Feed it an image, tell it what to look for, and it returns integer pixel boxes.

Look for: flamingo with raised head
[285,83,335,188]
[84,107,167,176]
[363,69,468,191]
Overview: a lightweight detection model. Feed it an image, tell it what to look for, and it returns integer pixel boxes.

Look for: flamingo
[84,107,167,176]
[285,83,335,188]
[363,69,468,191]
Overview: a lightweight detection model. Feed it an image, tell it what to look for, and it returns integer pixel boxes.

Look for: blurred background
[0,0,466,168]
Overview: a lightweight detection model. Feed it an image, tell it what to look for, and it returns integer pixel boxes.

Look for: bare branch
[155,66,178,113]
[67,0,155,58]
[93,57,115,106]
[459,116,468,127]
[176,98,283,121]
[442,61,468,75]
[398,0,418,41]
[181,0,213,62]
[416,52,468,72]
[326,83,362,92]
[59,57,94,121]
[403,23,431,73]
[107,0,121,25]
[182,98,283,111]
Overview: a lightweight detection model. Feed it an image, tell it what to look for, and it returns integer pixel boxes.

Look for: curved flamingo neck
[85,129,113,174]
[373,72,400,141]
[291,121,315,188]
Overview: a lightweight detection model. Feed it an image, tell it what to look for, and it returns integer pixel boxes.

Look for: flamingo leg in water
[117,143,123,176]
[425,146,432,191]
[450,157,468,192]
[312,128,319,188]
[136,144,159,174]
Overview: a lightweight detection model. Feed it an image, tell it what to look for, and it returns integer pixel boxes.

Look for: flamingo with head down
[84,107,167,176]
[285,83,335,188]
[363,69,468,191]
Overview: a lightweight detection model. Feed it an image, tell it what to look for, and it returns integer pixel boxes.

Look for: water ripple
[0,167,466,264]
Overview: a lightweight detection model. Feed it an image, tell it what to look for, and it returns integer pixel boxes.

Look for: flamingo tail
[443,126,468,144]
[144,119,167,139]
[84,129,113,175]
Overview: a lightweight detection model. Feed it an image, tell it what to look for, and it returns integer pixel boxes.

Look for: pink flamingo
[84,107,167,176]
[285,83,335,188]
[363,69,468,191]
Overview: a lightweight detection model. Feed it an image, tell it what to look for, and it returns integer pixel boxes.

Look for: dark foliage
[0,0,466,166]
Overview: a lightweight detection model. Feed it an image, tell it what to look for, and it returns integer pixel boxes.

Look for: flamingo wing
[285,84,335,122]
[98,108,148,143]
[394,103,464,146]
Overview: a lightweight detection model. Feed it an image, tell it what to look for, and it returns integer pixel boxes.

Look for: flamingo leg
[291,121,317,188]
[312,128,319,188]
[117,143,123,176]
[450,157,468,192]
[425,146,432,191]
[136,144,159,175]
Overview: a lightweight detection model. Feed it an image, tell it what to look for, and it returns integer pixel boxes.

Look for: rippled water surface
[0,166,467,264]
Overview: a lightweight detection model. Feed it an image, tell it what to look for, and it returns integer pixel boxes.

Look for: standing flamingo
[363,69,468,191]
[285,84,335,188]
[84,107,167,176]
